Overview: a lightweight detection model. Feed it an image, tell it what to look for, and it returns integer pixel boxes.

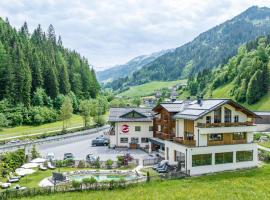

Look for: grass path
[20,164,270,200]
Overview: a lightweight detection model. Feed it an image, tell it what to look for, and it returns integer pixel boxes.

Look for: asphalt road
[37,130,148,161]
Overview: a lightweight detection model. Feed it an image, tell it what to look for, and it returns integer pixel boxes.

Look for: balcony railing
[173,137,196,147]
[155,131,175,140]
[197,121,254,128]
[155,118,168,124]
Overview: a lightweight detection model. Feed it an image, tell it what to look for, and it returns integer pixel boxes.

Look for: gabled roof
[153,101,185,113]
[173,99,260,120]
[109,107,154,122]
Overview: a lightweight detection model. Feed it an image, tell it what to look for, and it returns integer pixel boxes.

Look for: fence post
[146,171,150,182]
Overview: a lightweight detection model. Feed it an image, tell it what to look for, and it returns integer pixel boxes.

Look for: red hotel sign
[121,124,129,133]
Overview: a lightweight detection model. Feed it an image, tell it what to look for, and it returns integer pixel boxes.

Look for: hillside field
[0,113,109,140]
[210,83,270,111]
[118,80,187,98]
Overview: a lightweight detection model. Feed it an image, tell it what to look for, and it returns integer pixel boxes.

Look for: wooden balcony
[155,131,175,140]
[173,137,196,147]
[197,121,254,128]
[155,118,168,124]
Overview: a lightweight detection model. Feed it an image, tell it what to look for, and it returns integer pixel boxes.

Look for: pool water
[70,174,138,182]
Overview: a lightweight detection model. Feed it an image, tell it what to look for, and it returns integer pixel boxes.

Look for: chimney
[197,96,202,106]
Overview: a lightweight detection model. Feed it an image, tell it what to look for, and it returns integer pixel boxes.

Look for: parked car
[86,154,98,163]
[46,152,55,161]
[64,153,74,160]
[92,138,109,146]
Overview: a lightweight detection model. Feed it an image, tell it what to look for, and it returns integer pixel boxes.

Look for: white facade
[165,141,258,176]
[109,121,153,148]
[162,103,259,175]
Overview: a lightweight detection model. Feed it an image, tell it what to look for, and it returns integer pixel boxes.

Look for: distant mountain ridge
[97,49,173,82]
[108,6,270,90]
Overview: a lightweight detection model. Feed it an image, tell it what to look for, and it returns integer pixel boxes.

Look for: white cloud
[0,0,270,70]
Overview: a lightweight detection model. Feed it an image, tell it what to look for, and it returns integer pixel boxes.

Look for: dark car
[92,138,109,146]
[63,153,74,160]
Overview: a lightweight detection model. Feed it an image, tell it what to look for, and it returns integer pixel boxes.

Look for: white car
[46,152,55,161]
[86,154,98,163]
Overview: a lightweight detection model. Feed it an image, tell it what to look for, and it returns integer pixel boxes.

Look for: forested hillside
[0,18,101,127]
[109,6,270,90]
[97,49,172,83]
[186,34,270,107]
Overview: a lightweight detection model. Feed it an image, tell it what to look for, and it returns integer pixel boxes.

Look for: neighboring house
[254,111,270,132]
[150,99,259,176]
[108,108,154,149]
[142,97,156,107]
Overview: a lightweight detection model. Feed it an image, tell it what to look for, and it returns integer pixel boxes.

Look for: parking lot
[37,130,149,162]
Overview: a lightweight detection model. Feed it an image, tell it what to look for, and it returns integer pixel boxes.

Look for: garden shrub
[106,159,113,169]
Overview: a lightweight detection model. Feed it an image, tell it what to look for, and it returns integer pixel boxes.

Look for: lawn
[118,80,187,98]
[259,141,270,149]
[19,164,270,200]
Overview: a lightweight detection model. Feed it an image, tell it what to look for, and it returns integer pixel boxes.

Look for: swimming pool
[69,173,138,182]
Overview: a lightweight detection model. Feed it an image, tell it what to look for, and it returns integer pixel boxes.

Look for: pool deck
[39,168,146,187]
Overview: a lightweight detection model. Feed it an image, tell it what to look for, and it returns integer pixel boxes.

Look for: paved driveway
[38,131,148,161]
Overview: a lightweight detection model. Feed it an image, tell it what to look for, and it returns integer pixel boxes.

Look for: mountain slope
[0,18,100,106]
[109,6,270,90]
[97,49,172,83]
[185,33,270,110]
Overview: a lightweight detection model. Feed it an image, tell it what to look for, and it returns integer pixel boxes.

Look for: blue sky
[1,0,270,70]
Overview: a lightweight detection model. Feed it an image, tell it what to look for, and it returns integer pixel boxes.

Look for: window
[158,125,161,132]
[209,134,223,141]
[206,116,211,124]
[215,152,233,164]
[185,132,194,140]
[233,132,246,140]
[135,126,141,131]
[131,137,139,144]
[224,108,232,123]
[192,154,212,167]
[174,151,185,162]
[234,115,239,123]
[214,108,221,123]
[149,126,153,131]
[236,151,253,162]
[141,138,149,143]
[120,137,128,143]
